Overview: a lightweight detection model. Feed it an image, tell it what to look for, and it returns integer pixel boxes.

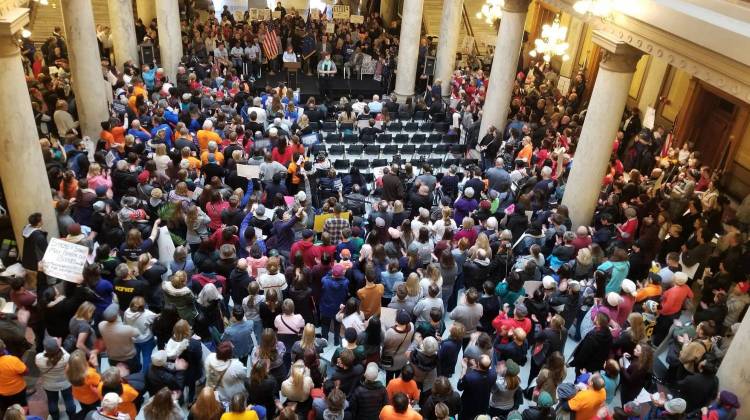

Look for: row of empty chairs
[330,157,479,173]
[312,143,467,159]
[320,132,459,145]
[315,120,451,134]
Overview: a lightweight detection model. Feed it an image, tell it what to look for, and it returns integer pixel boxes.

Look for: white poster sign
[237,164,261,179]
[42,238,89,283]
[643,106,656,129]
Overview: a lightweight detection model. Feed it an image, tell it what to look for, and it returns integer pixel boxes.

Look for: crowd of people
[3,2,750,420]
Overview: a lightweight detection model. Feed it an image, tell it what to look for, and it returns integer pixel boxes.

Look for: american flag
[263,23,279,60]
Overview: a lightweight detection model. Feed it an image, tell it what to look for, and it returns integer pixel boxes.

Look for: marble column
[61,0,111,148]
[718,312,750,409]
[108,0,139,69]
[136,0,157,26]
[561,32,643,229]
[393,0,425,102]
[0,8,59,248]
[156,0,183,83]
[434,0,464,98]
[478,0,530,139]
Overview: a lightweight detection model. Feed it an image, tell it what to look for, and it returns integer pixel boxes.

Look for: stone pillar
[478,0,530,139]
[108,0,139,69]
[156,0,184,83]
[719,312,750,409]
[561,32,643,229]
[0,8,59,248]
[434,0,464,98]
[61,0,111,147]
[136,0,156,25]
[393,0,425,102]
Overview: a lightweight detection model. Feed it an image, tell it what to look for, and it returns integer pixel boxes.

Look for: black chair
[371,158,388,168]
[321,121,337,132]
[461,158,479,168]
[329,145,345,157]
[364,144,381,157]
[398,111,411,121]
[309,122,320,132]
[419,122,434,132]
[400,144,416,156]
[339,122,354,132]
[394,134,410,144]
[347,144,364,156]
[443,133,459,144]
[343,133,358,144]
[427,134,442,144]
[433,144,449,156]
[416,144,432,157]
[428,158,444,169]
[325,133,341,144]
[353,159,370,171]
[413,110,427,121]
[311,144,327,155]
[411,157,425,168]
[387,122,403,131]
[410,134,426,144]
[383,145,399,156]
[434,122,449,133]
[443,158,459,168]
[388,112,399,121]
[377,133,392,144]
[363,173,375,183]
[334,159,350,170]
[404,122,419,132]
[450,144,467,156]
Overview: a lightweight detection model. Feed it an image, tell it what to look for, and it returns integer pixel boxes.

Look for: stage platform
[251,72,387,101]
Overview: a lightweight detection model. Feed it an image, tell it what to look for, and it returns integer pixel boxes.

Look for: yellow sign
[272,10,282,19]
[325,22,336,33]
[333,5,350,19]
[350,14,364,24]
[313,212,351,233]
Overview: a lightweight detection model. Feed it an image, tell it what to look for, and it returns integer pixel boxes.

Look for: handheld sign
[326,22,335,33]
[333,5,349,19]
[236,164,260,179]
[42,238,89,283]
[272,10,282,19]
[350,15,364,24]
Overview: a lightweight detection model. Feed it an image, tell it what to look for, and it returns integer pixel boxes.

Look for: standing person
[123,296,157,374]
[382,310,415,382]
[569,312,613,377]
[22,212,48,291]
[379,392,422,420]
[142,387,183,420]
[457,355,496,420]
[488,359,522,417]
[66,350,101,418]
[35,338,75,420]
[567,374,607,420]
[320,264,350,346]
[350,362,389,420]
[620,344,654,404]
[88,392,132,420]
[221,306,255,364]
[205,341,247,405]
[99,303,141,373]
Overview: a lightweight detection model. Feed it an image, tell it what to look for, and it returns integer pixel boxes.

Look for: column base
[394,91,415,104]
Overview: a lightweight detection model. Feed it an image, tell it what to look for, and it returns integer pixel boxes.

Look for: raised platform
[251,72,387,101]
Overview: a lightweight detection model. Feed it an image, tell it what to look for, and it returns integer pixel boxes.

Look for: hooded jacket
[320,274,349,318]
[21,224,48,270]
[290,239,317,268]
[349,380,389,420]
[122,308,157,343]
[462,257,491,291]
[570,326,613,373]
[204,353,247,402]
[161,281,197,323]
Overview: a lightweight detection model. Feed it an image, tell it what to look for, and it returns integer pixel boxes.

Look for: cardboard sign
[350,14,364,24]
[326,22,335,33]
[643,106,656,129]
[248,8,259,20]
[236,164,260,179]
[41,238,89,283]
[272,10,282,19]
[313,211,351,233]
[332,5,349,19]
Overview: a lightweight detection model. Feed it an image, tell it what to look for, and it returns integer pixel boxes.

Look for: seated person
[282,45,298,63]
[317,52,337,77]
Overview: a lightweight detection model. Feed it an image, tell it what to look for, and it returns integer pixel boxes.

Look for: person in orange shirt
[357,269,385,318]
[385,365,420,404]
[98,367,139,420]
[180,147,202,170]
[567,374,607,420]
[111,121,126,146]
[197,120,222,151]
[0,338,28,413]
[128,83,147,114]
[201,141,225,166]
[100,121,116,150]
[516,136,533,165]
[635,272,663,303]
[66,349,101,417]
[379,392,422,420]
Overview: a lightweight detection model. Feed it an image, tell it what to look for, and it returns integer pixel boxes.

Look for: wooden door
[696,105,734,169]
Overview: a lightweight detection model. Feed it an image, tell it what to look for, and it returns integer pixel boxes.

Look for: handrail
[461,3,479,54]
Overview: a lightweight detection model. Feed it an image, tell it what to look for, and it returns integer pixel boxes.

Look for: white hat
[296,191,307,202]
[364,362,380,381]
[673,272,688,286]
[464,187,475,198]
[606,292,622,307]
[542,276,557,290]
[621,279,637,295]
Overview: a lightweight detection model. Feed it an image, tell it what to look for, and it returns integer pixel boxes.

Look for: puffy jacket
[462,258,491,291]
[21,225,47,271]
[348,380,388,420]
[320,274,349,318]
[161,282,197,324]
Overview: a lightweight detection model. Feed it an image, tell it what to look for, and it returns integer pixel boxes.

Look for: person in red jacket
[290,229,317,268]
[492,302,532,345]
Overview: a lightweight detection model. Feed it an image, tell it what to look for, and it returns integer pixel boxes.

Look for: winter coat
[21,225,48,271]
[348,380,388,420]
[570,327,613,373]
[320,274,349,318]
[161,282,197,323]
[462,258,491,291]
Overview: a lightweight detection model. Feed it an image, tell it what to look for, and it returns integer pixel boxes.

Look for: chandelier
[476,0,503,26]
[529,15,569,62]
[573,0,615,19]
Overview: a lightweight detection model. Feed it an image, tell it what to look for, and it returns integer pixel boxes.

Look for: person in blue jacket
[320,263,350,346]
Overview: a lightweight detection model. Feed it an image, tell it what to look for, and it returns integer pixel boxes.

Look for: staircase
[29,0,110,43]
[421,0,496,55]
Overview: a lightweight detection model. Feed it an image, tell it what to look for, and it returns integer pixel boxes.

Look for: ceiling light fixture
[529,15,569,62]
[476,0,503,26]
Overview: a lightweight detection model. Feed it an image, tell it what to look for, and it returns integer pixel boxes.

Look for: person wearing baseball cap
[320,264,350,345]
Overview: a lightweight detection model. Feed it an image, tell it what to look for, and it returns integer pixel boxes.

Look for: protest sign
[236,164,260,179]
[350,15,364,24]
[42,238,89,283]
[333,5,350,19]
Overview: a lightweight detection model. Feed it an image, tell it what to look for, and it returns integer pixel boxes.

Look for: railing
[461,3,479,54]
